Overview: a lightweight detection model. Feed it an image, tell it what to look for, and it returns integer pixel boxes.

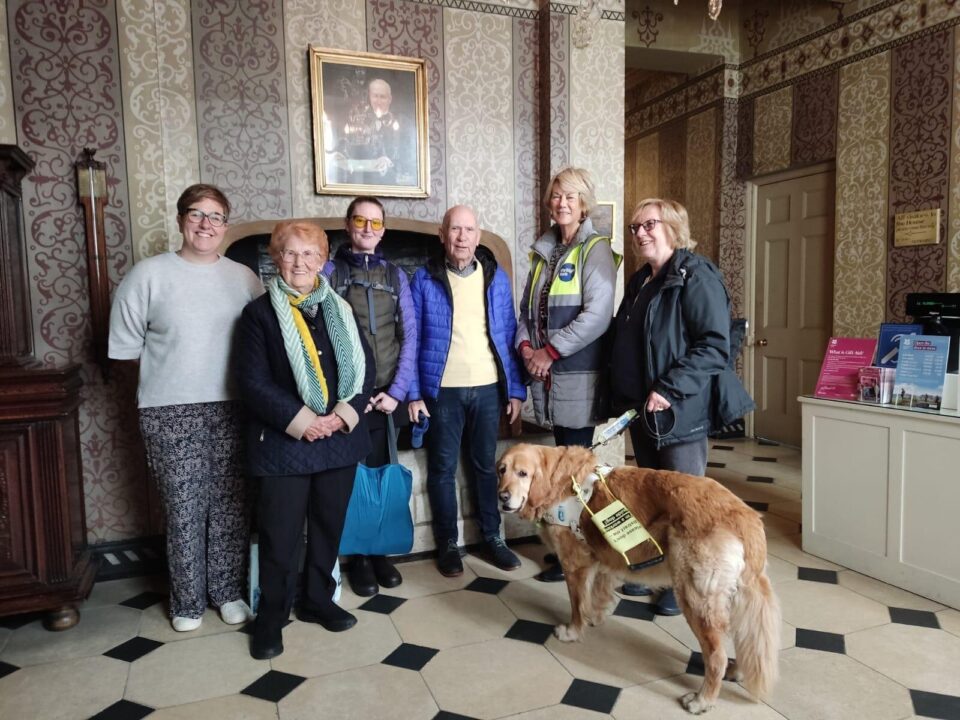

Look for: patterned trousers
[139,401,249,618]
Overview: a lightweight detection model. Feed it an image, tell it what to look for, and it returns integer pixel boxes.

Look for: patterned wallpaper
[685,107,717,263]
[833,52,890,338]
[626,0,960,339]
[4,0,624,543]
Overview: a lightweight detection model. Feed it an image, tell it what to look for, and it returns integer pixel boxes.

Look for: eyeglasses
[183,208,228,227]
[350,214,384,231]
[279,249,322,264]
[629,219,662,235]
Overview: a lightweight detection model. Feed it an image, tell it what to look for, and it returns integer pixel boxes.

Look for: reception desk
[800,396,960,609]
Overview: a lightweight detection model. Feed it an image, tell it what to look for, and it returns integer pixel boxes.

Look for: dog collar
[540,466,611,540]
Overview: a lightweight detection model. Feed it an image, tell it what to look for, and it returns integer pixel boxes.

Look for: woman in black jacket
[237,221,374,660]
[610,198,733,615]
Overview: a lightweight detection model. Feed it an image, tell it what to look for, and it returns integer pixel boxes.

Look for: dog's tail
[731,571,780,700]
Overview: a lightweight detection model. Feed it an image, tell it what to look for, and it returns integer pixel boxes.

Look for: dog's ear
[553,445,597,487]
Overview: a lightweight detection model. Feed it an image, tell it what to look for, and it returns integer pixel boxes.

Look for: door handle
[757,338,768,347]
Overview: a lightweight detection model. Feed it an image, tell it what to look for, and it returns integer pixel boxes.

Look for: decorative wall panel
[0,0,16,144]
[658,119,685,205]
[368,0,447,223]
[192,0,292,221]
[634,133,660,202]
[625,65,724,139]
[548,11,569,175]
[886,30,951,322]
[570,18,624,262]
[753,86,793,175]
[443,9,514,242]
[118,0,200,261]
[951,24,960,293]
[512,16,539,300]
[735,95,754,180]
[791,69,838,167]
[834,52,890,338]
[285,0,366,220]
[10,0,147,541]
[685,107,717,263]
[718,98,746,316]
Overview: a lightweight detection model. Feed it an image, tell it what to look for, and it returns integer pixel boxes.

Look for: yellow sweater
[441,268,498,387]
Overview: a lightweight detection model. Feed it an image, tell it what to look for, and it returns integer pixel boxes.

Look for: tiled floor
[2,438,960,719]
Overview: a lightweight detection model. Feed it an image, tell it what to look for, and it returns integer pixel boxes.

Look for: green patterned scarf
[268,274,365,415]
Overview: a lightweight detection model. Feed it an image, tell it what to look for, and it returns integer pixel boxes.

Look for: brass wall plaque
[894,208,941,247]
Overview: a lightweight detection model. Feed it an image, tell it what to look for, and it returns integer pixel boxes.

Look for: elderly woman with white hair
[516,166,618,582]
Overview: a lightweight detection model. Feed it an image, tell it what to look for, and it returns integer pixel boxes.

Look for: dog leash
[571,466,665,571]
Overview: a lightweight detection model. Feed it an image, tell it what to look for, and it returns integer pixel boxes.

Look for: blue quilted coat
[407,245,526,404]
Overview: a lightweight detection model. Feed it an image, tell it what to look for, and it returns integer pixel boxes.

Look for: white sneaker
[219,599,252,625]
[172,616,202,632]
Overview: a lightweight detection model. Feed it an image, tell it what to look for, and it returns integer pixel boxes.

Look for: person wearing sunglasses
[609,198,735,616]
[515,166,619,583]
[108,184,263,633]
[325,197,417,597]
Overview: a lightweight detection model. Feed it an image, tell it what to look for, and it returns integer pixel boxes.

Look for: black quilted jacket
[236,294,374,477]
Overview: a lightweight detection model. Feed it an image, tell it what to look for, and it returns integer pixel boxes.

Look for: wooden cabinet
[0,145,95,629]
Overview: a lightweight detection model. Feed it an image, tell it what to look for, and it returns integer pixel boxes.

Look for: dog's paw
[724,659,742,682]
[680,692,713,715]
[554,624,582,642]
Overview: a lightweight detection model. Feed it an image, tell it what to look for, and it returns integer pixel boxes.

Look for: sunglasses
[350,214,384,231]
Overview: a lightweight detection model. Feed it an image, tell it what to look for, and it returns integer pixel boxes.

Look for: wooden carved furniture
[76,148,111,379]
[0,144,95,630]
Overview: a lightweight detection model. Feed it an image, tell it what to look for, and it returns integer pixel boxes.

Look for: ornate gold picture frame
[309,46,430,198]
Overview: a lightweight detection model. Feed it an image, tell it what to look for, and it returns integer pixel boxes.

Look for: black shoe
[620,582,652,597]
[371,555,402,588]
[347,555,378,597]
[543,553,558,565]
[250,620,284,660]
[486,536,520,571]
[535,563,565,582]
[437,539,463,577]
[297,603,357,632]
[654,588,682,616]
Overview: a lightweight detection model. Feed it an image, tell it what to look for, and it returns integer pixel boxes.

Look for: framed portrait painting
[309,46,430,197]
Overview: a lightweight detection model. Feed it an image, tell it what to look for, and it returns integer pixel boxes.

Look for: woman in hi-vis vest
[515,166,617,583]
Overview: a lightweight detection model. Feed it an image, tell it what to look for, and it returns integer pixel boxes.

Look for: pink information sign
[814,337,879,400]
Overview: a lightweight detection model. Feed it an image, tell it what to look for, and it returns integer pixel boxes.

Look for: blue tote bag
[339,414,414,555]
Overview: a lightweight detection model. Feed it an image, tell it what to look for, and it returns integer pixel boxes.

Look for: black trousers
[257,464,356,628]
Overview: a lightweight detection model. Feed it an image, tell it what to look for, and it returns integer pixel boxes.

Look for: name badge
[557,263,576,282]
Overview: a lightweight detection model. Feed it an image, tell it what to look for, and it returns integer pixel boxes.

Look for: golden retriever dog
[497,443,780,715]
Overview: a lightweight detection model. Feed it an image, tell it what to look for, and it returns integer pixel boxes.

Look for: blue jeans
[426,383,502,545]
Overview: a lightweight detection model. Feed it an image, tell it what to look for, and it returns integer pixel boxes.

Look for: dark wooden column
[0,145,96,630]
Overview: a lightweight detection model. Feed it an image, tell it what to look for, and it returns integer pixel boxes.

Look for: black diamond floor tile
[890,606,941,629]
[118,591,166,610]
[910,688,960,720]
[752,456,778,463]
[239,618,292,635]
[612,598,656,622]
[745,500,769,512]
[103,636,164,662]
[505,619,554,644]
[707,461,726,468]
[685,651,738,680]
[465,577,509,595]
[797,567,838,584]
[561,678,621,714]
[0,612,42,629]
[89,699,155,720]
[795,628,845,654]
[434,712,480,720]
[757,438,780,446]
[746,475,774,483]
[382,643,439,671]
[711,444,735,451]
[241,669,306,703]
[360,593,407,614]
[0,661,18,680]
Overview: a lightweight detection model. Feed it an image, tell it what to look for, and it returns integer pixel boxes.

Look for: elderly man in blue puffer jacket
[407,205,527,578]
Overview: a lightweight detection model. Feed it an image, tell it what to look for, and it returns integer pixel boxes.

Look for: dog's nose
[498,491,512,504]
